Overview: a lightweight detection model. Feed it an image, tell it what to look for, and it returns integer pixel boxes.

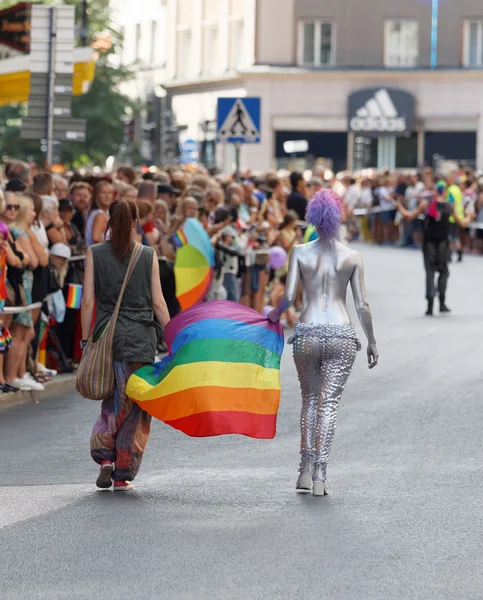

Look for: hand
[367,344,378,369]
[267,309,280,323]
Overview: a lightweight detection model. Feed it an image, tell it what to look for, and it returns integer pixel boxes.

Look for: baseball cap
[50,243,72,259]
[157,183,181,196]
[58,199,74,212]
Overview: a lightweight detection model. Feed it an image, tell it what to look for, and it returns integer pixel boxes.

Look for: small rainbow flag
[66,284,83,309]
[170,228,188,249]
[127,301,284,439]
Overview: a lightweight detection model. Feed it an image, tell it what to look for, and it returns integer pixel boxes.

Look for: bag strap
[110,243,144,325]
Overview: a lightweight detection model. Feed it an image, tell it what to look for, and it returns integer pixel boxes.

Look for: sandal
[32,372,51,384]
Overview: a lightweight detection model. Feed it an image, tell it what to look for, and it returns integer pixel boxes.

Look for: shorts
[448,223,457,242]
[380,209,396,225]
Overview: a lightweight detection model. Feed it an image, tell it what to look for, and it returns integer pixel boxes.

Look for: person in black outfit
[287,172,308,221]
[398,181,473,316]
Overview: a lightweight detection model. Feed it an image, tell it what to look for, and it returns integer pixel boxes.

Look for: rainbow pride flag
[66,284,83,309]
[170,229,188,249]
[127,301,284,439]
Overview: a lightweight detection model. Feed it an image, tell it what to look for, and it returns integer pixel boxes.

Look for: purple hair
[0,221,9,239]
[306,189,341,240]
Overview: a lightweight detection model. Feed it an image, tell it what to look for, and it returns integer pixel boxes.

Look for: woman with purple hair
[269,189,378,496]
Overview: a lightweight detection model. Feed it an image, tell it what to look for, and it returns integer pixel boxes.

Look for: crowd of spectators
[1,158,481,392]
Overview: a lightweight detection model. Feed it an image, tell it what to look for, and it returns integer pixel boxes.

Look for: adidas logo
[350,89,406,133]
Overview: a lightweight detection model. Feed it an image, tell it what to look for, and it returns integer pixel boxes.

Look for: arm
[268,247,300,322]
[16,235,38,269]
[28,230,49,267]
[151,253,170,328]
[350,253,378,369]
[46,223,68,245]
[81,248,95,340]
[6,243,22,268]
[398,200,428,222]
[92,213,108,244]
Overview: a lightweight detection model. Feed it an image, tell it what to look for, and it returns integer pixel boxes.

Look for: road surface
[1,245,482,599]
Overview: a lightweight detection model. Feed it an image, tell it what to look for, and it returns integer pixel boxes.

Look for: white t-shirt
[359,188,373,209]
[377,186,394,211]
[344,184,361,209]
[32,222,49,252]
[405,186,420,211]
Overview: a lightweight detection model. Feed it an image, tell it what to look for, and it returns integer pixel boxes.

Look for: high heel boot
[296,455,312,492]
[312,463,328,496]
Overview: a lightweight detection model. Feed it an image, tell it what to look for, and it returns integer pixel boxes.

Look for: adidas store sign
[348,88,415,136]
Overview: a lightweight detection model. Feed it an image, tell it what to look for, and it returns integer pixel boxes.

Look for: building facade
[164,0,483,173]
[111,0,168,163]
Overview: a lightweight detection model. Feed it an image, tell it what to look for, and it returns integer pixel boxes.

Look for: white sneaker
[10,378,34,392]
[36,364,57,376]
[18,374,45,391]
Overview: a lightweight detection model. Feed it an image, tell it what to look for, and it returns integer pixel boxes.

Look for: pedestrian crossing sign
[216,97,261,144]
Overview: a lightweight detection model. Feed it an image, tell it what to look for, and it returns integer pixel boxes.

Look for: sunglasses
[6,204,19,211]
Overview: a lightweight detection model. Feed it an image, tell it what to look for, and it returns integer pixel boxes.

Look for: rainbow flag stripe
[66,284,83,309]
[127,301,284,439]
[170,228,188,249]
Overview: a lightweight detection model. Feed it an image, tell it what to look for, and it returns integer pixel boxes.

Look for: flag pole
[430,0,439,69]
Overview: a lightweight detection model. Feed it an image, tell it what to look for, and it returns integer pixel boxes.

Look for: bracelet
[80,339,88,351]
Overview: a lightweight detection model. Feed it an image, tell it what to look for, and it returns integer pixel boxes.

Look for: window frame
[297,20,335,67]
[176,25,193,79]
[462,20,483,67]
[228,15,244,70]
[383,19,419,68]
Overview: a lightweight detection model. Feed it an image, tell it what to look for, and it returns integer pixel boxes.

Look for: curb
[0,374,76,410]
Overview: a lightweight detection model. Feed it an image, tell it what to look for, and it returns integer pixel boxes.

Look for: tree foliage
[0,0,136,166]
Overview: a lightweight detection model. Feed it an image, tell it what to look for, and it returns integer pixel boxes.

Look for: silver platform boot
[312,463,328,496]
[296,455,313,492]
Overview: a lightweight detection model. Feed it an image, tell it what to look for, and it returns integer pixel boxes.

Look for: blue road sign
[180,138,199,164]
[216,97,261,144]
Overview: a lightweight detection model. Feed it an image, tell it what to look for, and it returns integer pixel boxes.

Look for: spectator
[137,181,157,204]
[85,181,114,247]
[53,175,69,201]
[287,172,308,221]
[116,166,137,186]
[4,195,43,391]
[157,183,180,215]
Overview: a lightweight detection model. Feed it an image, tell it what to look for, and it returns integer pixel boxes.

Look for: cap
[58,199,74,212]
[5,179,26,192]
[50,243,72,259]
[157,183,181,196]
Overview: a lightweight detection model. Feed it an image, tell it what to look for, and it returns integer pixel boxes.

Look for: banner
[0,2,31,57]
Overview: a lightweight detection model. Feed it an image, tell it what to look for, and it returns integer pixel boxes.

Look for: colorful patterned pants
[90,361,152,481]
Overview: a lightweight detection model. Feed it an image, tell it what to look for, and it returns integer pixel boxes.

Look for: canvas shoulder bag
[76,243,144,401]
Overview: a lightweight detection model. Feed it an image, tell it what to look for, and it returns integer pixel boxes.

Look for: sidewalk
[0,374,76,410]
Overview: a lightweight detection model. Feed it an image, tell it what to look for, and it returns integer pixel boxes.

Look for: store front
[348,87,416,170]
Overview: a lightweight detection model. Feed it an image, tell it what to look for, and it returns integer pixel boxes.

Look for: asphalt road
[1,245,483,600]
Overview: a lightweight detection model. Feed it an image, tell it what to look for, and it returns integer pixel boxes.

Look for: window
[384,20,418,67]
[177,28,193,78]
[150,20,157,63]
[135,23,141,61]
[203,23,219,73]
[463,21,483,67]
[229,19,244,69]
[298,21,334,67]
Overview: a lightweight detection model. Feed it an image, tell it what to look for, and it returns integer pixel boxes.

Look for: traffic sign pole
[235,142,241,181]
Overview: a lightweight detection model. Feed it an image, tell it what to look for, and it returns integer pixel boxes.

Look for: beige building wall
[256,0,295,65]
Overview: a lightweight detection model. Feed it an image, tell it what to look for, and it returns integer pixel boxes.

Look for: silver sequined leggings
[292,333,358,466]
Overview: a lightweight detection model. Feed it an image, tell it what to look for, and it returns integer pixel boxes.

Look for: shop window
[298,21,335,67]
[463,21,483,67]
[384,20,418,67]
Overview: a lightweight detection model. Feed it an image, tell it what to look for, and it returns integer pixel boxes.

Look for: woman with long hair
[269,190,379,496]
[81,200,170,491]
[85,181,114,247]
[4,195,44,391]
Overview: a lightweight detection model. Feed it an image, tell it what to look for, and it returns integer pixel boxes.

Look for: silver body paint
[270,239,378,489]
